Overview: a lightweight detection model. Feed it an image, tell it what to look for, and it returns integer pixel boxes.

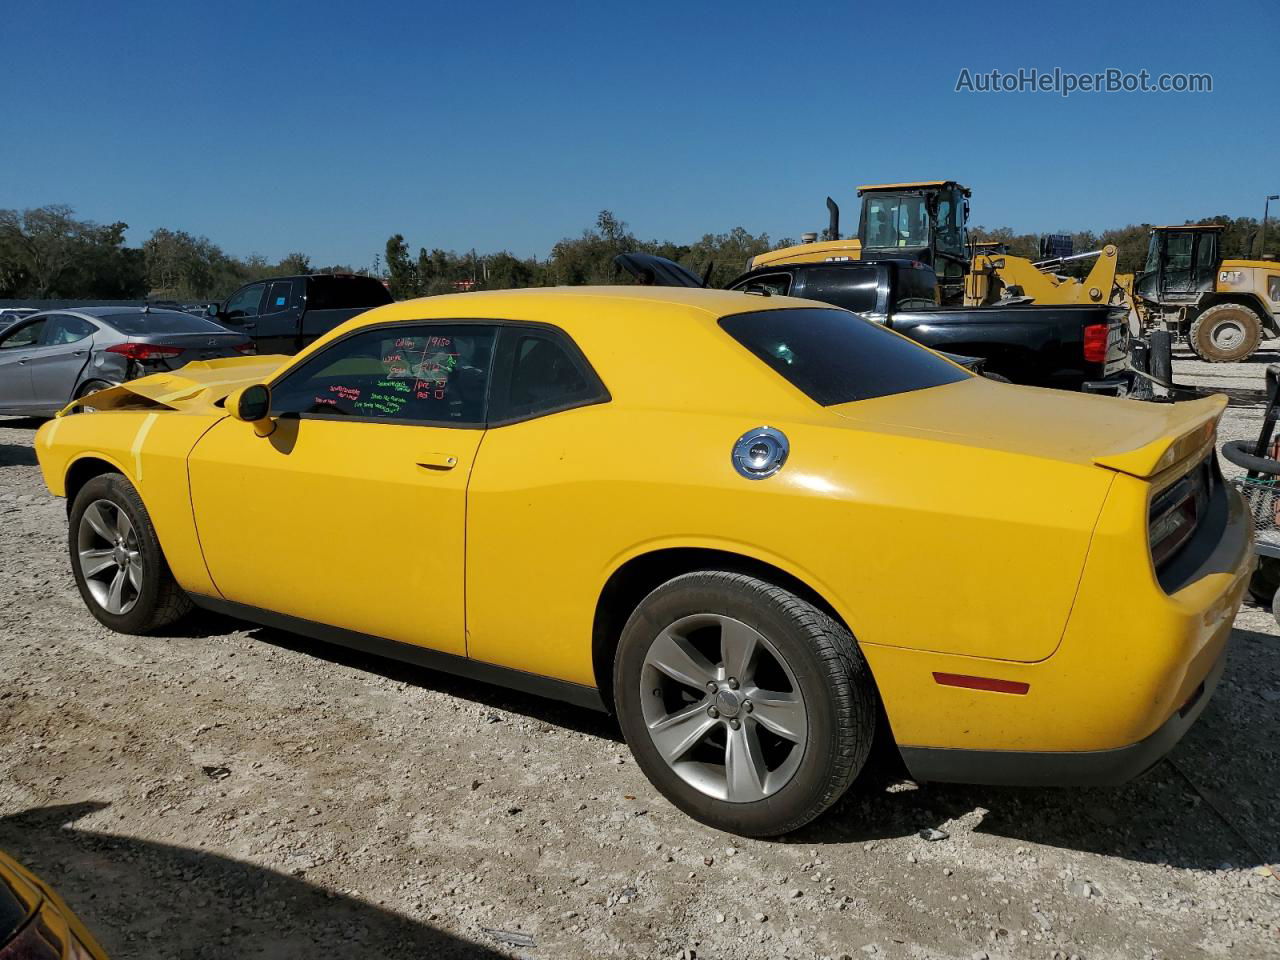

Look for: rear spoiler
[1092,393,1226,479]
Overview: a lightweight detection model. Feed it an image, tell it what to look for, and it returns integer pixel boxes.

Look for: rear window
[893,264,941,311]
[799,265,881,314]
[719,307,969,406]
[104,310,228,334]
[307,276,394,310]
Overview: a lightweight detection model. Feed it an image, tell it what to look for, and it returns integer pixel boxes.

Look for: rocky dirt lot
[1,352,1278,960]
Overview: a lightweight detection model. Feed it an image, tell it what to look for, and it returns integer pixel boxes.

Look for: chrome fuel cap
[732,426,788,480]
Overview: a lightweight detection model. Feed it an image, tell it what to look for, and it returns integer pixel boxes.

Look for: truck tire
[1188,304,1263,362]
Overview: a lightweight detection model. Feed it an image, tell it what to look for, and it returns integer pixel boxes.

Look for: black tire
[73,380,113,412]
[68,473,192,634]
[1188,304,1263,362]
[1250,560,1280,606]
[1271,584,1280,627]
[613,571,876,836]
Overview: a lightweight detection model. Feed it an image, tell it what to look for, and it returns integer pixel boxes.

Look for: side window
[224,283,266,321]
[41,314,96,346]
[798,266,882,314]
[262,280,295,315]
[893,266,941,312]
[269,324,496,425]
[731,273,792,297]
[492,328,606,422]
[0,319,47,349]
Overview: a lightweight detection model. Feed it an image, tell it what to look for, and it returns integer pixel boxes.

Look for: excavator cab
[1133,225,1222,303]
[857,181,971,301]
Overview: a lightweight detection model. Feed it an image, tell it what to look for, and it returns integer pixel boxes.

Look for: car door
[219,282,267,337]
[0,317,48,411]
[253,279,300,355]
[187,321,498,656]
[26,313,97,409]
[464,324,612,684]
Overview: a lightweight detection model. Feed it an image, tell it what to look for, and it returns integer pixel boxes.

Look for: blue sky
[4,0,1277,267]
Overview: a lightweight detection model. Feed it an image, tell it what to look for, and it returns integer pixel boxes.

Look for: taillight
[1083,323,1109,363]
[106,343,183,361]
[234,342,256,355]
[1149,459,1211,569]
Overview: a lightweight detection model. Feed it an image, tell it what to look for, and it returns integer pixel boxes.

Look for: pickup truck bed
[887,302,1128,390]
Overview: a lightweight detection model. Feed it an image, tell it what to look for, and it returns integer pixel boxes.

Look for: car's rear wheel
[69,474,191,633]
[614,571,876,836]
[73,380,112,413]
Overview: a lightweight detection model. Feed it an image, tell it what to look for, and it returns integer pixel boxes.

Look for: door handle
[242,321,257,329]
[416,453,458,470]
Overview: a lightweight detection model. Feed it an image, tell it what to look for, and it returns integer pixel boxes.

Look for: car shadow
[0,416,47,430]
[0,802,517,959]
[171,608,623,743]
[163,613,1275,870]
[0,443,38,467]
[787,630,1279,871]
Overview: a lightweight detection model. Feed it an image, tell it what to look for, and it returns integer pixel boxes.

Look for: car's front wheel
[69,473,192,634]
[614,571,876,836]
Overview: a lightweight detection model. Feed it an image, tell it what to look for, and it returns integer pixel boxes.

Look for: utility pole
[1262,195,1280,258]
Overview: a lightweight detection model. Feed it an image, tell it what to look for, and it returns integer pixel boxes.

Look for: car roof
[72,306,191,317]
[302,286,830,418]
[29,306,198,321]
[352,286,811,327]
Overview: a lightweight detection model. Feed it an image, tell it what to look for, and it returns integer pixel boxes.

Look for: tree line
[0,205,350,302]
[2,203,1275,303]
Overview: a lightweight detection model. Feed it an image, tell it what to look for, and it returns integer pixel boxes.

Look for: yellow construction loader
[1126,224,1280,362]
[749,181,1121,308]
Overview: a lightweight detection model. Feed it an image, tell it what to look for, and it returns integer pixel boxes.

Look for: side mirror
[226,384,274,436]
[206,303,220,318]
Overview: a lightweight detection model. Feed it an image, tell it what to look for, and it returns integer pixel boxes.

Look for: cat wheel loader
[749,181,1122,308]
[1127,224,1280,362]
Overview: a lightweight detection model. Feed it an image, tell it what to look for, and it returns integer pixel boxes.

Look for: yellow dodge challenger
[34,288,1250,836]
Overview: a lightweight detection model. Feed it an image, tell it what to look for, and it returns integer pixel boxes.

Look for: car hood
[830,377,1226,480]
[57,354,289,416]
[612,253,707,288]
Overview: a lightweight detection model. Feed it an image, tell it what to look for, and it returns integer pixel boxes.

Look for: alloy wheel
[77,499,142,615]
[639,613,807,803]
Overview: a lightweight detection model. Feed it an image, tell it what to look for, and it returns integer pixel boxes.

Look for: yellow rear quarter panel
[466,403,1112,686]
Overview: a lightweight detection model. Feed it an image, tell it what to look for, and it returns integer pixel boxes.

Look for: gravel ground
[1,355,1278,960]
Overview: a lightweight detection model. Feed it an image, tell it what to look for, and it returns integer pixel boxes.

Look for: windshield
[104,310,230,334]
[719,307,969,405]
[863,194,930,249]
[1144,233,1161,274]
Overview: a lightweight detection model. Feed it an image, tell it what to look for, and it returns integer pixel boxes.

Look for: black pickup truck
[209,274,393,355]
[618,254,1129,391]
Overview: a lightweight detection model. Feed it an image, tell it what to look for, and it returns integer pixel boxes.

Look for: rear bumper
[900,646,1226,787]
